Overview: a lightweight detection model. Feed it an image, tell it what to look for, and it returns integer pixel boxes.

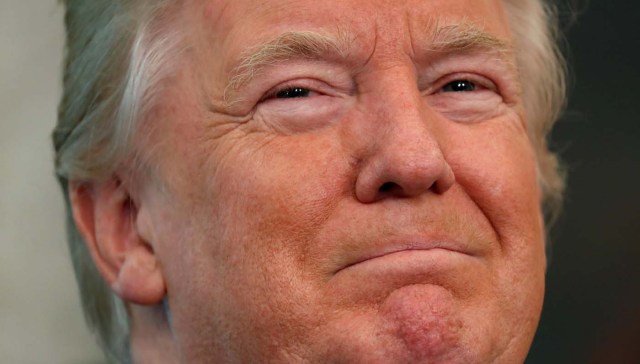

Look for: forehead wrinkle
[223,31,351,103]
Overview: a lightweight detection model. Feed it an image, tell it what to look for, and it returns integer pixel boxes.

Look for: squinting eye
[442,80,477,92]
[276,87,311,98]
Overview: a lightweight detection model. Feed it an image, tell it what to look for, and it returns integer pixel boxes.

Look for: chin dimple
[380,284,465,363]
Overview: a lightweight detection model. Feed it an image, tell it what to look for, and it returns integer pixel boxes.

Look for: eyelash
[261,80,321,102]
[275,87,311,98]
[434,74,497,94]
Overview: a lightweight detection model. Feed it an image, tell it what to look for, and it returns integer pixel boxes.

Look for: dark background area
[527,0,640,362]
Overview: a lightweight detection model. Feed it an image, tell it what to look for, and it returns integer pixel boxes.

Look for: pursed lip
[333,238,477,275]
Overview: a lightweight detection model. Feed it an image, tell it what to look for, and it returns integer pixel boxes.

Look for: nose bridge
[370,69,442,162]
[352,67,455,203]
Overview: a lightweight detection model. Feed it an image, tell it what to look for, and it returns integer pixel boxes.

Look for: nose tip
[351,69,456,204]
[355,146,455,203]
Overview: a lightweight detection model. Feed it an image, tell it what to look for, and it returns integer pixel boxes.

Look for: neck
[129,303,180,363]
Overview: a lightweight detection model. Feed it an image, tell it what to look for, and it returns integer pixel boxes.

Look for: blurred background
[0,0,637,363]
[528,0,640,362]
[0,1,104,363]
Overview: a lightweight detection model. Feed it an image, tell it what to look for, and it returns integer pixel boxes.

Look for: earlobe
[69,178,166,305]
[112,244,166,305]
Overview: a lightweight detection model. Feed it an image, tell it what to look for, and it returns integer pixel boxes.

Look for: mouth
[334,239,477,276]
[326,238,484,304]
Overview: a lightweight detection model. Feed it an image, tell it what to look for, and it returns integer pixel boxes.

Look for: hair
[503,0,568,226]
[53,0,183,361]
[52,0,567,362]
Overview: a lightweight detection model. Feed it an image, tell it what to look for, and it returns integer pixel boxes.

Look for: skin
[73,0,547,362]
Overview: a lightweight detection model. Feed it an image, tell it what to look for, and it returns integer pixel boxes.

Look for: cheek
[444,118,546,343]
[210,132,344,241]
[445,120,543,246]
[165,130,352,345]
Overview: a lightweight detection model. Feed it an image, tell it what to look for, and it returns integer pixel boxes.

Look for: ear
[69,177,166,305]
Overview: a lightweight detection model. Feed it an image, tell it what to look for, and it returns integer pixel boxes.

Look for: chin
[298,282,538,364]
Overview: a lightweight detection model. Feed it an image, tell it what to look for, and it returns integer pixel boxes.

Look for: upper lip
[334,237,475,275]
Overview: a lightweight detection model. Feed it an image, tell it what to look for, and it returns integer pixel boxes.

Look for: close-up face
[136,0,547,362]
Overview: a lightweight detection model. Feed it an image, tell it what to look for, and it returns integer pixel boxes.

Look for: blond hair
[53,0,566,361]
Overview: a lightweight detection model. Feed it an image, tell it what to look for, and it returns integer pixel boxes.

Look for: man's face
[141,0,546,362]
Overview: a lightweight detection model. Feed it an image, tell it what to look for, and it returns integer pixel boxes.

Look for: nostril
[379,182,397,193]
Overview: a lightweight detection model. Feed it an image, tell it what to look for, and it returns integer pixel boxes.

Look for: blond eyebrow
[224,31,346,99]
[428,22,513,54]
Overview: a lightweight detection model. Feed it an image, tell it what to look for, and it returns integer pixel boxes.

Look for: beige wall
[0,1,105,363]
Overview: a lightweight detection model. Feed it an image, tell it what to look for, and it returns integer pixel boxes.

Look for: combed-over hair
[52,0,567,362]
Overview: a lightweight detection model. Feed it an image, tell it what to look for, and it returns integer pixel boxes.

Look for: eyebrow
[223,23,514,101]
[428,22,512,54]
[224,31,347,99]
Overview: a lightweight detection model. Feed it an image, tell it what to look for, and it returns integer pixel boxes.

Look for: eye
[441,80,477,93]
[275,87,311,99]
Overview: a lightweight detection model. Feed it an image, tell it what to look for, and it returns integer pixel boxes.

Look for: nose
[353,78,455,203]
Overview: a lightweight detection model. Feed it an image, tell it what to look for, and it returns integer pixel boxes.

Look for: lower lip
[340,248,471,274]
[329,249,480,300]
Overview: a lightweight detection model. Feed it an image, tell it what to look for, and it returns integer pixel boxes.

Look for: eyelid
[260,78,331,102]
[431,73,499,94]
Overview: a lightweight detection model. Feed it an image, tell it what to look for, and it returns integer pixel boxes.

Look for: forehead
[182,0,514,101]
[202,0,509,31]
[192,0,512,58]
